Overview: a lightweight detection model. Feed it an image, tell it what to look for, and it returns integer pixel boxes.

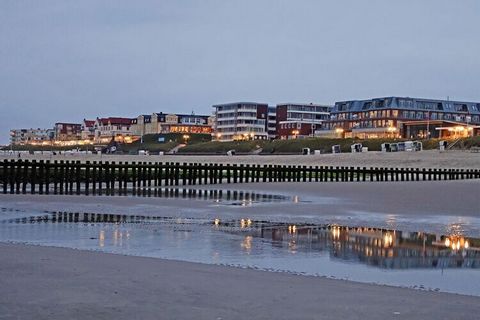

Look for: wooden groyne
[1,159,479,195]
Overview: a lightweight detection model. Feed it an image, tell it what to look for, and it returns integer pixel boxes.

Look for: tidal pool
[1,211,479,296]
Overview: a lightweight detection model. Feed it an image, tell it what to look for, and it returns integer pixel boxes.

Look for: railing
[1,159,478,196]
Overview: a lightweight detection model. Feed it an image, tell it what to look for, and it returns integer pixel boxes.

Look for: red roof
[83,120,95,127]
[97,117,134,125]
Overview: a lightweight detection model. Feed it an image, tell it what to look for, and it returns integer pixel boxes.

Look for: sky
[1,0,480,144]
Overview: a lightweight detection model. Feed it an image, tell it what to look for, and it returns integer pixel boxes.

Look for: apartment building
[94,117,136,143]
[276,103,331,139]
[321,97,480,139]
[54,123,82,141]
[132,112,213,136]
[10,128,55,145]
[213,102,269,141]
[267,106,277,139]
[81,119,96,140]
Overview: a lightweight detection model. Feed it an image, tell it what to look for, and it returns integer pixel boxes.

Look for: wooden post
[44,160,50,194]
[75,161,81,195]
[31,160,37,194]
[38,160,44,194]
[85,161,90,195]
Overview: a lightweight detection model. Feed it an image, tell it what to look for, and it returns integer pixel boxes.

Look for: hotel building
[54,123,82,141]
[213,102,269,141]
[132,113,213,136]
[321,97,480,139]
[10,128,55,145]
[276,103,331,139]
[94,117,136,144]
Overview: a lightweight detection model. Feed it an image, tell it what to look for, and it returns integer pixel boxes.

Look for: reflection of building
[251,224,480,270]
[213,102,269,141]
[276,103,331,139]
[321,97,480,139]
[10,128,55,145]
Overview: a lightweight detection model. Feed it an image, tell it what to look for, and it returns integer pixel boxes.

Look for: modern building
[94,117,136,144]
[267,106,277,139]
[54,123,82,141]
[276,103,331,139]
[10,128,55,145]
[213,102,269,141]
[321,97,480,139]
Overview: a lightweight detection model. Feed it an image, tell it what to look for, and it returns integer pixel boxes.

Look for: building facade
[10,128,55,145]
[81,119,96,141]
[132,113,213,136]
[54,123,82,141]
[267,106,277,139]
[213,102,269,141]
[322,97,480,139]
[94,117,136,144]
[276,103,331,139]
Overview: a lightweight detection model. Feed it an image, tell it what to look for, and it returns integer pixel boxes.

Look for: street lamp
[182,134,190,144]
[216,132,222,141]
[292,129,300,139]
[334,127,344,138]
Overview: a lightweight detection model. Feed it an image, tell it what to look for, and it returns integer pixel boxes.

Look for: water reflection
[4,213,478,270]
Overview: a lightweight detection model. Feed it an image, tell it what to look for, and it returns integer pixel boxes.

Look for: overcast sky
[1,0,480,144]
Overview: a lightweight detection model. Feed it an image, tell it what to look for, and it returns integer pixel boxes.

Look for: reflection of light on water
[383,233,393,247]
[99,230,105,247]
[241,236,252,253]
[288,225,297,234]
[331,226,340,240]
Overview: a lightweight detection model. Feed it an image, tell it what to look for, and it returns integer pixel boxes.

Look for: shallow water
[0,211,479,296]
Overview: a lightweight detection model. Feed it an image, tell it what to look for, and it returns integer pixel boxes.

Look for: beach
[1,149,480,169]
[1,178,480,319]
[1,243,478,320]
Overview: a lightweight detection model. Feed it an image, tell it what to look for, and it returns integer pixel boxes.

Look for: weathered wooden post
[85,161,90,195]
[22,160,28,194]
[31,160,37,194]
[75,161,81,195]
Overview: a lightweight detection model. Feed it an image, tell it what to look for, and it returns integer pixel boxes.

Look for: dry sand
[1,243,478,320]
[2,149,480,169]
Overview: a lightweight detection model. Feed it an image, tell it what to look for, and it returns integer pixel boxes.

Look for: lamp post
[292,129,300,139]
[334,128,344,138]
[182,134,190,144]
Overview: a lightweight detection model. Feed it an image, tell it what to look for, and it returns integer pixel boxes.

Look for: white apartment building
[213,102,269,141]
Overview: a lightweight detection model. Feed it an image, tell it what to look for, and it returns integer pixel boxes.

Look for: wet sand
[1,180,479,220]
[2,149,480,168]
[0,243,478,320]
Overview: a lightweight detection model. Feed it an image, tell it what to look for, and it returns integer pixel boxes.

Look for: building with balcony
[94,117,136,144]
[10,128,55,145]
[276,103,331,139]
[132,112,213,136]
[321,97,480,139]
[267,106,277,139]
[54,123,82,141]
[81,119,96,141]
[213,102,269,141]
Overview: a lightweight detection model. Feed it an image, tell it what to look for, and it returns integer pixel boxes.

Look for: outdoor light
[214,218,220,226]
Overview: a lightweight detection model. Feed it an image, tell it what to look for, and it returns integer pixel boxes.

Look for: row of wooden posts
[1,159,479,195]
